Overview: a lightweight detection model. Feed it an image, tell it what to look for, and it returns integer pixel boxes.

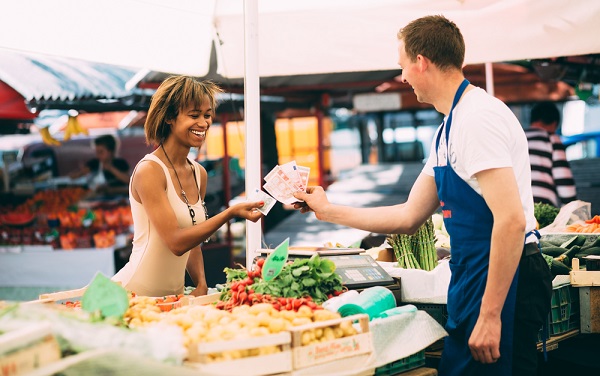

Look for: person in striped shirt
[525,101,577,207]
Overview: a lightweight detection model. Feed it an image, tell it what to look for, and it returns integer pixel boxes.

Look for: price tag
[82,272,129,318]
[262,238,289,282]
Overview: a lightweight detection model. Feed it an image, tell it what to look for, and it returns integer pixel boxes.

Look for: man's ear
[417,54,430,72]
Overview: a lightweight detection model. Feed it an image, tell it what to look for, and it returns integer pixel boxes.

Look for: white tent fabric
[0,0,599,78]
[1,0,600,264]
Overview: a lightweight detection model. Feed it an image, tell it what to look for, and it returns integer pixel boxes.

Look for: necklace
[161,145,209,227]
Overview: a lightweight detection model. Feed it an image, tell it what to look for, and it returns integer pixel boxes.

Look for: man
[294,15,552,376]
[525,101,577,207]
[70,134,130,195]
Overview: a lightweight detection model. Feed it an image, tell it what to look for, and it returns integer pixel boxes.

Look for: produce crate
[568,285,580,331]
[0,323,62,375]
[537,284,579,342]
[289,313,372,370]
[410,304,448,328]
[186,332,293,376]
[34,286,88,305]
[188,292,220,306]
[374,350,426,376]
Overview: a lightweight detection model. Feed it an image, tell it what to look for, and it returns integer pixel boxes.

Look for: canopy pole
[485,62,495,97]
[244,0,262,267]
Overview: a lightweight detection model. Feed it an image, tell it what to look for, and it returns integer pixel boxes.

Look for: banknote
[249,188,276,215]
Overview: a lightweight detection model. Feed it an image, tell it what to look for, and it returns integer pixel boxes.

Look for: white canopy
[1,0,599,263]
[0,0,599,77]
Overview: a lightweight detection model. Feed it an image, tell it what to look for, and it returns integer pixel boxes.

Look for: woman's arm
[186,246,207,296]
[133,160,263,256]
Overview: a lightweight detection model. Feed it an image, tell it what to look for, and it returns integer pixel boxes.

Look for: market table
[0,248,115,300]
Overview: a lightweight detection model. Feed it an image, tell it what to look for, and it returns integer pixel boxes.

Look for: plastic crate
[538,284,578,342]
[549,285,572,336]
[411,303,448,328]
[374,350,426,376]
[567,286,580,331]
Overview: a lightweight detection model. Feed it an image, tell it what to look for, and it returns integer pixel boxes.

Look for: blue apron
[435,79,519,376]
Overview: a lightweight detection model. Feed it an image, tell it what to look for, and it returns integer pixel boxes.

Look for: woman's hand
[231,200,265,222]
[189,285,208,297]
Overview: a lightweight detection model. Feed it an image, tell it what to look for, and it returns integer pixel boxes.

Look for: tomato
[257,258,265,267]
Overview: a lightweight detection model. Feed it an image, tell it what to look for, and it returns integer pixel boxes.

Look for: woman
[112,76,264,297]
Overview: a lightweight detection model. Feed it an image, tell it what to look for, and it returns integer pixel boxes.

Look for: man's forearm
[480,221,524,317]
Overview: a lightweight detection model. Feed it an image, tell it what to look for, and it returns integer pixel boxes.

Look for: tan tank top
[112,154,206,297]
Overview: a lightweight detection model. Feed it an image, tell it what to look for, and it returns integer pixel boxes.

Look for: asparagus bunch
[388,233,421,269]
[414,218,438,271]
[388,217,438,271]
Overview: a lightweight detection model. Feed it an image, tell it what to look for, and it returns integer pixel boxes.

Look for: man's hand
[468,313,502,363]
[293,186,330,220]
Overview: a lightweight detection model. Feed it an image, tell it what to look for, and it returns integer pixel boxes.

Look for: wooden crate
[570,258,600,287]
[289,313,373,369]
[185,332,292,376]
[187,293,220,306]
[577,286,600,333]
[0,323,61,375]
[33,286,89,304]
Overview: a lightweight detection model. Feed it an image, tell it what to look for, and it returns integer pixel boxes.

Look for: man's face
[397,41,424,103]
[95,145,112,164]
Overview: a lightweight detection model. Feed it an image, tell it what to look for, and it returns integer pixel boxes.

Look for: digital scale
[257,247,401,300]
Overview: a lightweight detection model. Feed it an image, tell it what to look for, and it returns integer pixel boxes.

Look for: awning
[0,49,140,113]
[0,80,36,120]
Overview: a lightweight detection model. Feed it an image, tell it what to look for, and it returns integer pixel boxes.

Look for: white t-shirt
[423,87,537,240]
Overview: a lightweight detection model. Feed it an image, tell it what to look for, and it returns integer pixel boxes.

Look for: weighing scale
[257,247,401,300]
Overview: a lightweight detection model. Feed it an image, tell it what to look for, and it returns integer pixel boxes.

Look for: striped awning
[0,48,140,110]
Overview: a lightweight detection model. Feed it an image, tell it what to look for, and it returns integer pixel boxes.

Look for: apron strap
[435,79,470,165]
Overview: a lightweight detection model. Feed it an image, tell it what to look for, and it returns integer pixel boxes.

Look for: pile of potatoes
[123,299,359,362]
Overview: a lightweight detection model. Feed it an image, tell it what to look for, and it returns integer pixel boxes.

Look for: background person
[294,15,551,376]
[525,101,577,207]
[70,134,130,195]
[112,76,264,297]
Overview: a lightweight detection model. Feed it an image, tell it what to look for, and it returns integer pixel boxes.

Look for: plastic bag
[539,200,591,234]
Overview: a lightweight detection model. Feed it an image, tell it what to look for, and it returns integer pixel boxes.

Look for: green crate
[538,285,578,342]
[411,303,448,328]
[374,350,426,376]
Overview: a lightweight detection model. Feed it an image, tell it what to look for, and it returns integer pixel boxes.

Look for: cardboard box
[186,332,292,376]
[0,323,61,375]
[289,314,372,369]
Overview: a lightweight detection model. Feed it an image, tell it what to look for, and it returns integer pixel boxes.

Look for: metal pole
[243,0,262,267]
[485,62,495,97]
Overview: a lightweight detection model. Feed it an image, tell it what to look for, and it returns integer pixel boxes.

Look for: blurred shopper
[525,101,577,207]
[70,134,130,195]
[294,15,551,376]
[112,76,263,297]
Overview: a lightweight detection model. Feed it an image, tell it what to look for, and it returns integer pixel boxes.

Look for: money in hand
[263,161,310,205]
[250,188,277,215]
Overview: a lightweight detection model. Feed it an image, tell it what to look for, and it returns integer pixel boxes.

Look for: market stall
[0,185,134,300]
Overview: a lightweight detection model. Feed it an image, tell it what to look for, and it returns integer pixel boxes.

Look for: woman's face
[169,98,213,148]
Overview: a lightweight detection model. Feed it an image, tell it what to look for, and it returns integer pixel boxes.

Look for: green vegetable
[550,259,571,276]
[388,218,438,271]
[541,253,554,269]
[574,246,600,266]
[541,246,568,257]
[582,237,600,250]
[534,202,560,228]
[245,254,343,303]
